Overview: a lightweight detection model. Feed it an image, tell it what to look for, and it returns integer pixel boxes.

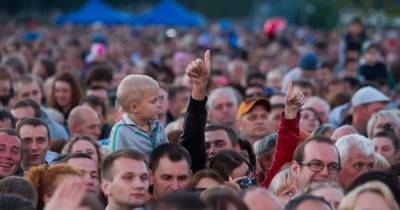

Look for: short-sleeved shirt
[108,114,168,155]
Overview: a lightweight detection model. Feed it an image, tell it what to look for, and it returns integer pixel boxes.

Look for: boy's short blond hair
[116,75,159,112]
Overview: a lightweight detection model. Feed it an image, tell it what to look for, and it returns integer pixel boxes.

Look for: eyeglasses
[298,160,341,174]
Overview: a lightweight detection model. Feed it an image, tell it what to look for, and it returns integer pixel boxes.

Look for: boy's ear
[129,103,138,114]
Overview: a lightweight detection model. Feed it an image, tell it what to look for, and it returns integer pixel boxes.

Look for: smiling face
[0,133,21,179]
[292,141,339,191]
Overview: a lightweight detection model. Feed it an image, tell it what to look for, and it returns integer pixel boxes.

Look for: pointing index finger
[286,80,293,97]
[204,50,211,72]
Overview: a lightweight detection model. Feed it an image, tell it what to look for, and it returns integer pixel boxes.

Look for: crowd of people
[1,16,400,210]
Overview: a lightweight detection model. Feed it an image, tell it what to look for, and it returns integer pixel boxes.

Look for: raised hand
[285,80,305,119]
[185,50,210,87]
[185,50,211,100]
[44,177,88,210]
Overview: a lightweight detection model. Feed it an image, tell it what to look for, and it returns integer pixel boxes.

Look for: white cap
[351,86,390,107]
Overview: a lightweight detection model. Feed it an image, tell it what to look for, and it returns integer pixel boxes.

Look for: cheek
[40,142,49,151]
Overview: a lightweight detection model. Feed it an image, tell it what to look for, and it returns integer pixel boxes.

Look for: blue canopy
[134,0,206,27]
[55,0,134,25]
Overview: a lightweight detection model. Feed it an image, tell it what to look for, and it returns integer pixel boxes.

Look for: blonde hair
[269,164,294,195]
[338,181,400,210]
[373,153,390,171]
[116,75,159,112]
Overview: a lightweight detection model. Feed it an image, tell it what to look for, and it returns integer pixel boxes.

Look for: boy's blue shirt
[108,113,168,155]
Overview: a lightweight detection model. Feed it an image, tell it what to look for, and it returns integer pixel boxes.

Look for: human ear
[129,103,138,114]
[101,179,111,196]
[148,170,154,185]
[291,160,300,176]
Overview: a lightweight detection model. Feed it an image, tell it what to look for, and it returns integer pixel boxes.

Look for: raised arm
[262,80,304,187]
[180,50,210,172]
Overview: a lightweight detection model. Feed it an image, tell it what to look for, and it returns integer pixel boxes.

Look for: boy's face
[135,87,161,121]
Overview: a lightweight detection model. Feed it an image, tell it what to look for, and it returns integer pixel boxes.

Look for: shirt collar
[122,114,159,131]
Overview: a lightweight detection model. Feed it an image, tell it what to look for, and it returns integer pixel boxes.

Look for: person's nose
[31,142,39,151]
[209,144,217,156]
[132,177,145,190]
[170,178,180,191]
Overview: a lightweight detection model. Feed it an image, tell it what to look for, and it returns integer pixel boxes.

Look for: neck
[158,114,167,126]
[352,115,366,135]
[20,162,32,172]
[108,200,136,210]
[128,114,151,132]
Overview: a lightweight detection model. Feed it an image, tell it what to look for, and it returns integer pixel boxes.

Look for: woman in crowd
[209,149,256,189]
[186,169,225,192]
[299,108,321,133]
[338,181,399,210]
[47,72,82,120]
[372,130,400,166]
[61,134,103,168]
[269,164,296,205]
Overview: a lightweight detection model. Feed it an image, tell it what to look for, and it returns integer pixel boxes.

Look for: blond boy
[108,75,168,155]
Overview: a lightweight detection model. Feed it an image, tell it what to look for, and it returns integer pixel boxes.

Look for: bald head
[243,187,283,210]
[331,125,358,141]
[68,106,101,138]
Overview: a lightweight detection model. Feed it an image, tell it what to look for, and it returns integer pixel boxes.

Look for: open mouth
[0,161,14,169]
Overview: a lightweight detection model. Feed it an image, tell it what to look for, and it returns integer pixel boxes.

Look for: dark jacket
[179,97,207,173]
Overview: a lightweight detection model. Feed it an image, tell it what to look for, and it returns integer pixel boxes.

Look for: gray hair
[335,134,374,165]
[254,133,277,158]
[367,109,400,138]
[207,87,240,110]
[303,96,331,113]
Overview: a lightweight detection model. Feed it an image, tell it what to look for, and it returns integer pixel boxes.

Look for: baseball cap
[351,86,389,107]
[237,97,271,120]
